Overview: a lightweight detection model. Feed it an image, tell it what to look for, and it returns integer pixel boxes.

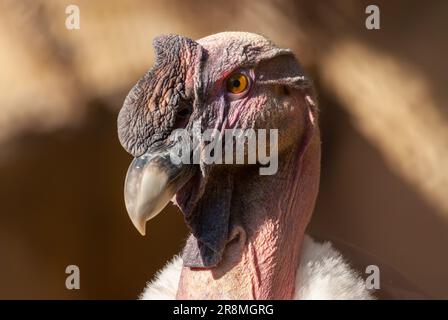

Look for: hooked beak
[124,152,193,235]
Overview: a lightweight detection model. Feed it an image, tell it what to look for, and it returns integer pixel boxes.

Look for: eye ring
[225,72,251,98]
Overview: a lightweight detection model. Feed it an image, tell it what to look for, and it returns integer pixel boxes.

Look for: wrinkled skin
[117,32,320,299]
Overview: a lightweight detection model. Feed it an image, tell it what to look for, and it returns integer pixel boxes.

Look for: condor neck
[177,132,321,299]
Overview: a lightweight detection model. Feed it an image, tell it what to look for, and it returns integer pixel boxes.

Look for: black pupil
[232,79,241,88]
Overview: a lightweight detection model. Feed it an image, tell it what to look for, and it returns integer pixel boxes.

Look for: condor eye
[226,73,250,96]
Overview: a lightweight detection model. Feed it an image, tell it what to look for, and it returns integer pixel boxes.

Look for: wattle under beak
[123,152,193,235]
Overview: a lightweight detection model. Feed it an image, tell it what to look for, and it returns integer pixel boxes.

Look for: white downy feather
[140,235,374,300]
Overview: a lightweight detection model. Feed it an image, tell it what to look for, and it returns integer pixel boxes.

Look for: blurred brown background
[0,0,447,299]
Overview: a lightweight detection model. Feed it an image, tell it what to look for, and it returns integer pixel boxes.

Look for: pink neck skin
[176,122,321,299]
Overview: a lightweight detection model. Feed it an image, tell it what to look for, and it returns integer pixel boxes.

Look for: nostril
[283,85,290,96]
[173,103,192,129]
[178,106,192,119]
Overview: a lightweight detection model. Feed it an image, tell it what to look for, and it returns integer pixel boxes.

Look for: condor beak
[123,152,193,235]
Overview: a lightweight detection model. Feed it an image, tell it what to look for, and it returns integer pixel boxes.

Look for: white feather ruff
[140,235,374,300]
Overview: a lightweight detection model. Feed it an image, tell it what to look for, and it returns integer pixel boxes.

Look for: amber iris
[226,73,249,94]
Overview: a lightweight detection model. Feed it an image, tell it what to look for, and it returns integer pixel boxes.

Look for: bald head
[118,32,320,299]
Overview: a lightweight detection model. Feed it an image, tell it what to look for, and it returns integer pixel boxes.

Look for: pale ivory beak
[124,152,193,235]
